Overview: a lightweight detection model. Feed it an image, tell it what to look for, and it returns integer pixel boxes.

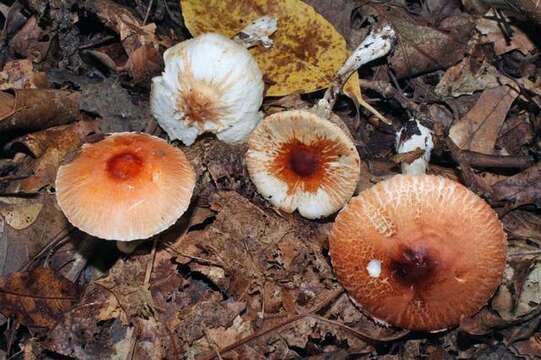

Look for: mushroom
[246,109,361,219]
[246,24,396,219]
[396,119,434,175]
[329,174,507,331]
[150,32,265,146]
[55,132,196,242]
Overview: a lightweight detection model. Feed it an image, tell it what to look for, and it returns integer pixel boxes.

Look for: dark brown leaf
[0,267,78,328]
[493,162,541,207]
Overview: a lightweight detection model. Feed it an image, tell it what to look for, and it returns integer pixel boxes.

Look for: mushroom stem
[116,239,146,254]
[396,119,434,175]
[233,16,278,49]
[315,24,397,120]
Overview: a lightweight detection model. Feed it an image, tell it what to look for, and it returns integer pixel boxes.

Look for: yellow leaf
[180,0,363,101]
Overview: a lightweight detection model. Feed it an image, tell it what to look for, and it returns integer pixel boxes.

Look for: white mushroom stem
[315,24,397,120]
[233,16,278,49]
[396,119,434,175]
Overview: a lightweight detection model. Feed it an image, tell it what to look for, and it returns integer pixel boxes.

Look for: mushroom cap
[246,109,361,219]
[329,175,507,331]
[150,33,264,146]
[55,132,196,241]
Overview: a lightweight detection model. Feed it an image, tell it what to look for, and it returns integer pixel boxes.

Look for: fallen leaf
[0,197,43,230]
[503,210,541,245]
[0,89,80,132]
[85,0,162,82]
[80,78,152,133]
[45,285,133,359]
[303,0,360,47]
[496,112,535,155]
[476,10,535,56]
[435,56,516,97]
[6,119,99,192]
[513,333,541,358]
[0,59,48,90]
[0,267,78,328]
[363,3,474,79]
[449,86,518,154]
[0,194,69,276]
[181,0,363,100]
[493,162,541,207]
[9,16,50,63]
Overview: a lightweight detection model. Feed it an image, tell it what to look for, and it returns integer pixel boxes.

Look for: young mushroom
[150,16,277,146]
[396,119,434,175]
[329,175,507,331]
[55,132,196,242]
[246,24,396,219]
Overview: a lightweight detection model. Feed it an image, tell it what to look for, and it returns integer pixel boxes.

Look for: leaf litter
[0,0,540,358]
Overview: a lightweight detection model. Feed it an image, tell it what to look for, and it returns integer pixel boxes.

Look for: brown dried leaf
[45,285,131,359]
[493,162,541,207]
[171,191,332,302]
[0,89,80,132]
[87,0,162,82]
[363,4,474,79]
[0,267,78,328]
[7,120,99,192]
[0,194,69,275]
[435,56,516,97]
[0,60,48,90]
[449,86,518,154]
[9,17,50,62]
[513,333,541,358]
[476,10,535,56]
[503,210,541,245]
[80,78,152,133]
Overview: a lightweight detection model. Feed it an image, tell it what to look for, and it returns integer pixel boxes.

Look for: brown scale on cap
[329,175,507,331]
[55,132,196,242]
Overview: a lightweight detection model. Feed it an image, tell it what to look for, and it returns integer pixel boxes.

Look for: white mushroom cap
[150,33,264,145]
[246,110,361,219]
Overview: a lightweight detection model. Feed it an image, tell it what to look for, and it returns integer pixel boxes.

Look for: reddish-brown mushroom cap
[329,175,507,331]
[55,132,196,241]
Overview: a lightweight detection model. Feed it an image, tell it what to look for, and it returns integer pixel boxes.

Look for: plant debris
[0,0,541,358]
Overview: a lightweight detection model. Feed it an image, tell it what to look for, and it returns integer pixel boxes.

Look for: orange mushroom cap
[329,175,507,331]
[55,132,196,241]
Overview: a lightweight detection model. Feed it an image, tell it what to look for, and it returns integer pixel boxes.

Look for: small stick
[459,151,533,170]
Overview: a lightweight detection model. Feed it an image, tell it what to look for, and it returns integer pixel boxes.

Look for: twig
[144,238,158,287]
[143,0,154,26]
[459,151,533,170]
[445,138,494,198]
[308,314,409,342]
[198,289,343,360]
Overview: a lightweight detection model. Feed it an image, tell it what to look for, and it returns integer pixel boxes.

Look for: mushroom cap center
[389,245,437,287]
[178,83,224,125]
[288,146,321,177]
[106,152,144,180]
